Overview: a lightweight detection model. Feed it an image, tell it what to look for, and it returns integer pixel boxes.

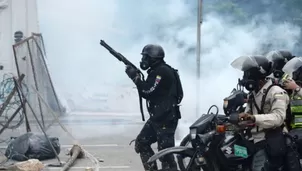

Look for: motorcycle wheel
[177,134,192,170]
[178,155,219,171]
[179,134,191,146]
[177,134,217,171]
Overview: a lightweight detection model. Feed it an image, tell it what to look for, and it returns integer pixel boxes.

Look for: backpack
[172,68,184,104]
[165,64,184,104]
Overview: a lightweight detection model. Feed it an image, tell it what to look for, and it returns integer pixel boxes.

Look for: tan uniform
[296,88,302,97]
[245,79,289,139]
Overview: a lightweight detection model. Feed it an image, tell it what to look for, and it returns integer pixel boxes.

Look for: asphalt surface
[0,112,188,171]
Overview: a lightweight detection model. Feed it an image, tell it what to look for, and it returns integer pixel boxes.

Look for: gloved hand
[125,65,140,82]
[239,112,255,122]
[283,79,299,90]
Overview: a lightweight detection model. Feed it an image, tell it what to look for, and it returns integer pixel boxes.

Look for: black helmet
[141,44,165,58]
[265,50,294,78]
[140,44,165,70]
[282,57,302,84]
[231,55,272,91]
[231,55,272,76]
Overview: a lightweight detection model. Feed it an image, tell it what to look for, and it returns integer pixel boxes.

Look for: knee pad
[135,138,152,154]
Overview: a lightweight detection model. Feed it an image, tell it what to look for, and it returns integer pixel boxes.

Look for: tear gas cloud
[37,0,301,138]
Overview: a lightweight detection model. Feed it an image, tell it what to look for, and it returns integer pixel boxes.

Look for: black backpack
[165,64,184,104]
[173,68,184,104]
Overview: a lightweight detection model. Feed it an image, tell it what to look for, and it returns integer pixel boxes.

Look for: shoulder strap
[249,85,276,132]
[252,84,277,114]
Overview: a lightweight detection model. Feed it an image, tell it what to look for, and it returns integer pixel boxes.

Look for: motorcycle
[177,87,247,169]
[147,113,266,171]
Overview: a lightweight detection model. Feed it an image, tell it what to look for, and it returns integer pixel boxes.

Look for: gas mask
[293,67,302,87]
[140,55,150,70]
[239,68,264,92]
[238,79,258,92]
[273,70,284,78]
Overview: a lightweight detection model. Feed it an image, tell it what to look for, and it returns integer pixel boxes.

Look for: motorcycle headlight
[190,128,197,139]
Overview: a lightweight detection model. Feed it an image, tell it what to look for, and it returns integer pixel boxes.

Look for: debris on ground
[5,133,61,161]
[60,144,84,171]
[85,167,94,171]
[0,159,44,171]
[97,158,104,162]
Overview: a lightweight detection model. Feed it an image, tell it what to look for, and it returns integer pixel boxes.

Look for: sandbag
[5,132,61,161]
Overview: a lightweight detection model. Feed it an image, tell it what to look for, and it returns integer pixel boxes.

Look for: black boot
[140,153,158,171]
[262,161,283,171]
[160,154,177,170]
[285,147,302,171]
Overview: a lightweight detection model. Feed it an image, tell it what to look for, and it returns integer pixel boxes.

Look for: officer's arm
[296,88,302,97]
[135,70,163,99]
[253,89,289,129]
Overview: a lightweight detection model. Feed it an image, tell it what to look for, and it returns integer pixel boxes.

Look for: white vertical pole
[196,0,202,117]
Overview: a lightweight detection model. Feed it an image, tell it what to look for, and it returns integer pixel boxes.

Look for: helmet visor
[282,57,302,74]
[231,56,260,71]
[266,51,283,62]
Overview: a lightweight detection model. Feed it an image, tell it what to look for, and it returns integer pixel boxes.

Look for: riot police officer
[282,56,302,97]
[282,56,302,157]
[265,50,294,82]
[231,55,301,171]
[125,44,183,170]
[265,50,295,129]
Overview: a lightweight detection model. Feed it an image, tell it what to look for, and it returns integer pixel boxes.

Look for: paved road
[0,112,189,171]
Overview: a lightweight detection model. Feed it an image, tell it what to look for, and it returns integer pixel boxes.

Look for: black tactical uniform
[125,44,183,170]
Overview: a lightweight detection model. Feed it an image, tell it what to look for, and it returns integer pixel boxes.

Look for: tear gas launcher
[100,40,146,121]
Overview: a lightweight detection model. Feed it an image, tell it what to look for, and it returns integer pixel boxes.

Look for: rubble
[1,159,44,171]
[60,144,84,171]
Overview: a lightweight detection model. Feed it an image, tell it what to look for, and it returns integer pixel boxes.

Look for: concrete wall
[0,0,39,75]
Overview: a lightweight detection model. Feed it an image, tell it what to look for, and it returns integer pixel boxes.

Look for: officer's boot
[161,161,170,170]
[285,147,302,171]
[262,161,283,171]
[160,154,177,170]
[140,153,158,171]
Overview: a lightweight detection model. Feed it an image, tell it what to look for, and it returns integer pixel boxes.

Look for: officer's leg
[284,134,302,171]
[135,119,157,170]
[251,140,267,171]
[263,129,287,171]
[156,119,178,169]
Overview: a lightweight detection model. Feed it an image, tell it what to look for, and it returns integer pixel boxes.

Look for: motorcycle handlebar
[214,113,255,127]
[224,115,255,128]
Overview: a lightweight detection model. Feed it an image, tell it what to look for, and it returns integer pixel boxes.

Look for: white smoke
[37,0,301,139]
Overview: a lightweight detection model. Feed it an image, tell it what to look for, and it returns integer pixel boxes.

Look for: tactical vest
[290,94,302,128]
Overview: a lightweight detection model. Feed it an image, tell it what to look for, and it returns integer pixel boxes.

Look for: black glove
[125,65,139,82]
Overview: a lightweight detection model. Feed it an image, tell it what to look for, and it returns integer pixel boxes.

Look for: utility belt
[246,126,287,160]
[147,100,181,120]
[249,125,285,134]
